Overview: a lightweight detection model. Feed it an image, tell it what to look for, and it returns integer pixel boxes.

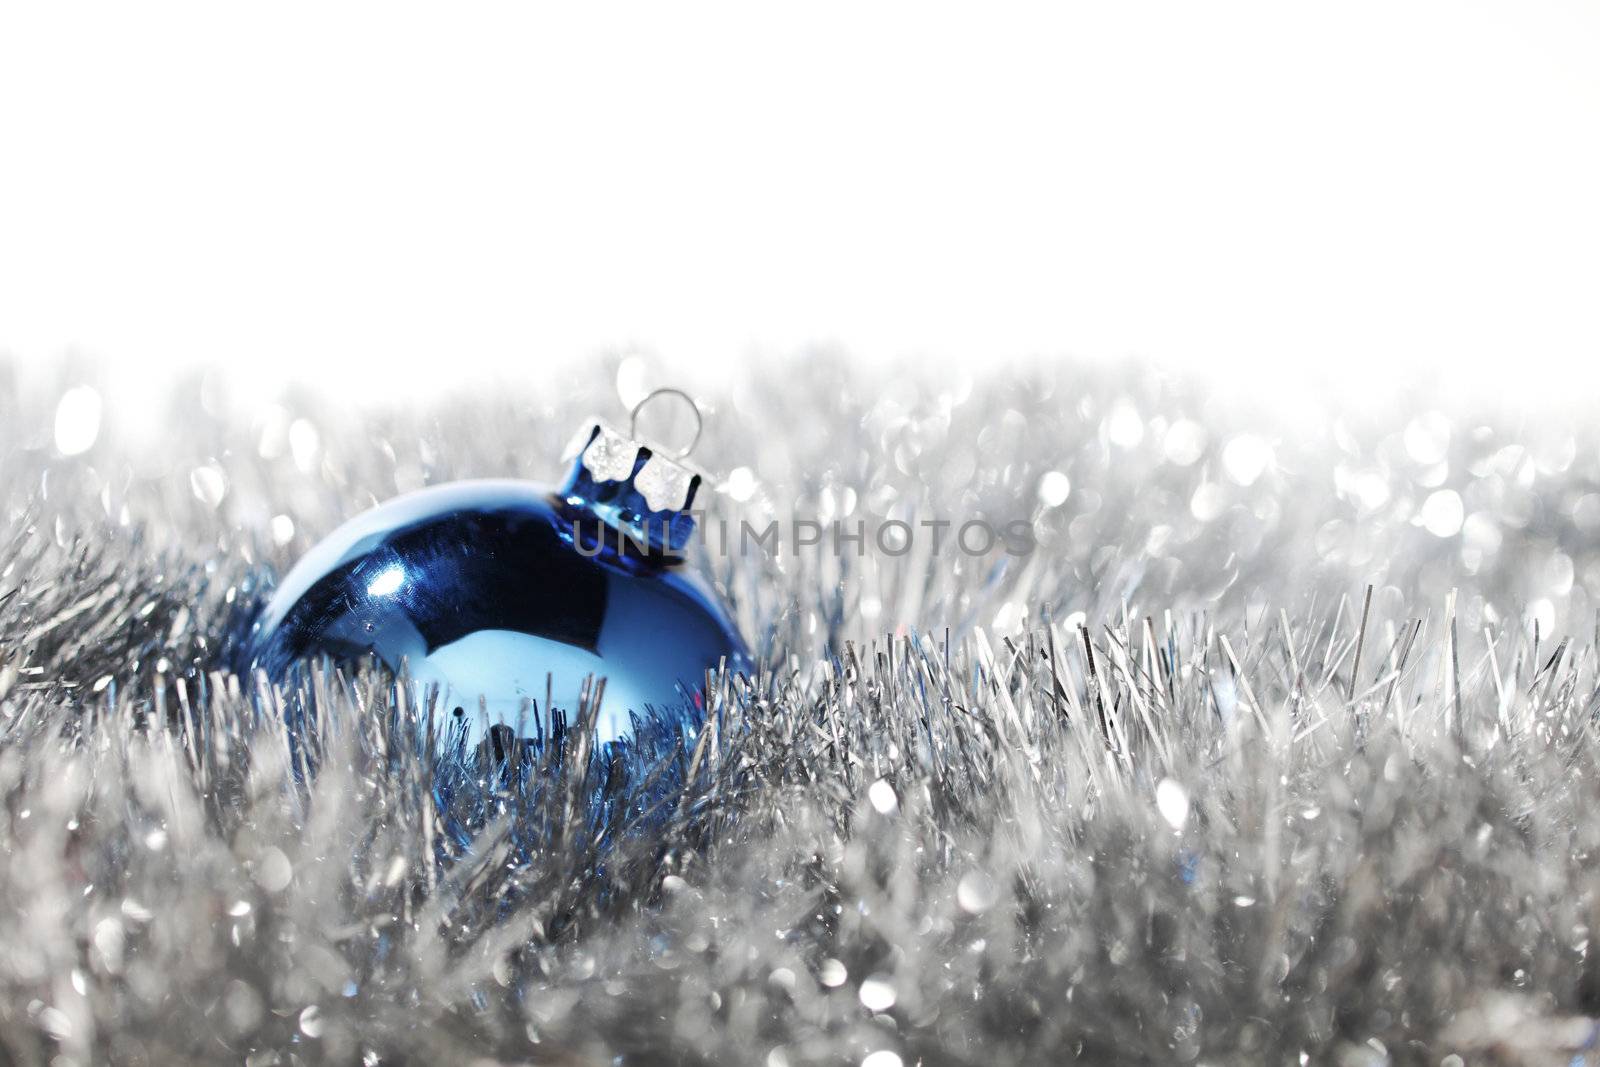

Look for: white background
[2,2,1597,416]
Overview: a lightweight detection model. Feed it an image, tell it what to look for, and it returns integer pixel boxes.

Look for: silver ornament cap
[559,388,708,553]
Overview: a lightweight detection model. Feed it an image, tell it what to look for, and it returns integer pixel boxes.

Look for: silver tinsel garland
[2,355,1599,1065]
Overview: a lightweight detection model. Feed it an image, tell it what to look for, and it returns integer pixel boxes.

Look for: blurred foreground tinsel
[4,355,1600,1065]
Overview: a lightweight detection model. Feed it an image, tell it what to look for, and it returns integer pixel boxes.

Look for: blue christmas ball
[235,419,748,757]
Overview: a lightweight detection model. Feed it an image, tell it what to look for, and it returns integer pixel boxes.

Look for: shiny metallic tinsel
[2,355,1600,1065]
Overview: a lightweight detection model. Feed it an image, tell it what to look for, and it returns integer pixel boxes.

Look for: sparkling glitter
[54,386,102,456]
[1222,434,1273,486]
[1420,489,1465,538]
[1106,401,1145,448]
[191,464,229,509]
[1038,471,1072,507]
[868,779,898,815]
[253,847,293,892]
[724,466,759,502]
[859,976,897,1012]
[957,870,998,913]
[1190,482,1226,522]
[615,356,652,410]
[289,418,321,472]
[1156,778,1190,830]
[1164,419,1207,466]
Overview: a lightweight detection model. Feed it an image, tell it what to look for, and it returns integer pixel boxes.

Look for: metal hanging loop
[629,387,704,460]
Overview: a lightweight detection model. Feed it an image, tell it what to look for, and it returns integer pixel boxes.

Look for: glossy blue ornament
[235,405,748,757]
